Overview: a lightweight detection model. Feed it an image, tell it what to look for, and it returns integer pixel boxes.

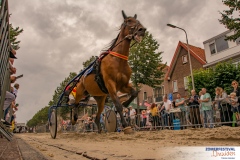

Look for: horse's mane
[102,24,123,52]
[102,33,119,52]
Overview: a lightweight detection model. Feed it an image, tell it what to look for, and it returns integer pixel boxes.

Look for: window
[209,43,216,54]
[172,80,178,92]
[143,92,147,100]
[154,86,164,97]
[184,77,188,90]
[216,36,229,52]
[182,55,188,64]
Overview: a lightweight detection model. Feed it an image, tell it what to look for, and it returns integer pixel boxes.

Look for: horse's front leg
[120,84,139,108]
[93,96,107,133]
[106,82,128,128]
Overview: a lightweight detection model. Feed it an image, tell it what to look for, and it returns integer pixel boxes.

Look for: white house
[203,30,240,68]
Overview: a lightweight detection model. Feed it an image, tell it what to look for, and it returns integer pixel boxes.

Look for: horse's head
[121,10,146,43]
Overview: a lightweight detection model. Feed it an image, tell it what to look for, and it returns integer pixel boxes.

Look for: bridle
[110,19,141,50]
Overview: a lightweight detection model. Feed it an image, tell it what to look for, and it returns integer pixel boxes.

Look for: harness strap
[109,51,128,61]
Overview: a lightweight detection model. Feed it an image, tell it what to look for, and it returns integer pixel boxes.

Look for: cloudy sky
[9,0,228,123]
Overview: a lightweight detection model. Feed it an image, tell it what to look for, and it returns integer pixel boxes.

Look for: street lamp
[167,23,195,90]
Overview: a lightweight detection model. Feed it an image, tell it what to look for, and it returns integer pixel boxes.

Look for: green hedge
[188,62,240,96]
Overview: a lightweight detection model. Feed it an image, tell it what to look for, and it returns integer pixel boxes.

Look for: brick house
[117,65,169,106]
[165,41,206,99]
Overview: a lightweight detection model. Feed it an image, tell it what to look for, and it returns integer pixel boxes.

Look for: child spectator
[150,103,158,130]
[228,92,239,109]
[146,107,152,128]
[141,110,147,127]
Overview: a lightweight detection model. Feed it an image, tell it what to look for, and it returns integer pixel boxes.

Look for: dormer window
[209,43,216,55]
[182,55,188,64]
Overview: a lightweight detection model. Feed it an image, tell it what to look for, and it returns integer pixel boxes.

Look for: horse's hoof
[123,126,134,134]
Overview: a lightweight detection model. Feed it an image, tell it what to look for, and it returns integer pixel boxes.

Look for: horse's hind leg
[94,96,107,133]
[72,80,86,124]
[120,84,139,108]
[106,82,128,128]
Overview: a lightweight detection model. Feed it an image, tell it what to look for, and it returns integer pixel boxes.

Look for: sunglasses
[232,83,236,86]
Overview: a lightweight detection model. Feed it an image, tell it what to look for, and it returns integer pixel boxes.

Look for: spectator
[188,90,201,126]
[199,88,214,128]
[146,106,152,127]
[13,83,19,97]
[213,87,230,125]
[3,91,15,123]
[123,108,129,125]
[227,92,240,127]
[100,113,105,131]
[231,80,240,103]
[10,76,17,83]
[199,91,204,126]
[9,48,17,75]
[129,106,136,127]
[175,93,187,128]
[160,95,173,128]
[150,103,158,130]
[141,110,147,127]
[228,92,239,110]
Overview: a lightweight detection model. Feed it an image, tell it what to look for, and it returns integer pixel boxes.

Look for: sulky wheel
[49,109,57,139]
[105,110,117,132]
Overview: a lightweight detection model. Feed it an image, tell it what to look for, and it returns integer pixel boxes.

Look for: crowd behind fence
[55,102,240,134]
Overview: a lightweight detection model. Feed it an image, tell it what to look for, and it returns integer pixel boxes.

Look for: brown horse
[75,11,146,132]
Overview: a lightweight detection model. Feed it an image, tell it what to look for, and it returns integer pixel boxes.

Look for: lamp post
[167,24,195,90]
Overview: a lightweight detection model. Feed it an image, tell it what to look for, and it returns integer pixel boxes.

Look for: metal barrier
[35,102,240,134]
[130,103,240,130]
[0,0,10,119]
[0,0,11,141]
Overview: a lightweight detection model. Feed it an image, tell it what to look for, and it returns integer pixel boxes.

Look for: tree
[27,72,78,127]
[9,24,23,50]
[219,0,240,41]
[82,55,97,68]
[129,31,166,114]
[188,61,240,96]
[129,31,166,89]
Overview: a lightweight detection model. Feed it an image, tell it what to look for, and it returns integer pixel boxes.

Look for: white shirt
[13,87,18,97]
[163,100,172,111]
[129,108,136,119]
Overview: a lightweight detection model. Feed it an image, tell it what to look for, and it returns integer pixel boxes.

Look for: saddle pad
[83,66,94,77]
